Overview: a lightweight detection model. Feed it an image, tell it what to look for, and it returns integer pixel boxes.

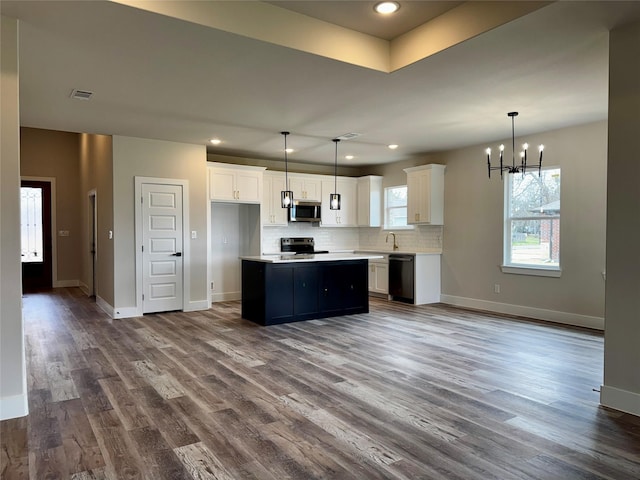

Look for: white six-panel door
[142,183,184,313]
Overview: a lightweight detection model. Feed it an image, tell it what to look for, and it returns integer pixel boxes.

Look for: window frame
[502,167,562,277]
[383,185,413,230]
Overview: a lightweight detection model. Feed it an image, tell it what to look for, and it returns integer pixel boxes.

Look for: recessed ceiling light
[374,2,400,15]
[285,148,294,154]
[210,138,221,145]
[345,155,354,160]
[388,144,399,150]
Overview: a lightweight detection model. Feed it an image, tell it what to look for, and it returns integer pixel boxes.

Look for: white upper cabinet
[262,171,288,226]
[321,177,357,227]
[289,174,322,201]
[357,175,382,227]
[403,164,446,225]
[209,163,265,203]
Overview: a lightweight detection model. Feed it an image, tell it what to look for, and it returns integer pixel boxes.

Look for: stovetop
[281,237,329,255]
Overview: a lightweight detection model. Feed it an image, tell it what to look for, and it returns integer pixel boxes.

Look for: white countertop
[355,249,442,255]
[241,252,384,263]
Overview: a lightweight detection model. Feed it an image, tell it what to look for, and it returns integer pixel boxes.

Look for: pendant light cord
[281,131,290,190]
[511,114,516,170]
[333,138,339,193]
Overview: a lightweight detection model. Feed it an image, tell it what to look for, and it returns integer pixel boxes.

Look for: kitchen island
[241,253,382,325]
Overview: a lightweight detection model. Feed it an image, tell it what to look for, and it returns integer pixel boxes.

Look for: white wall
[1,16,28,420]
[439,121,608,330]
[210,203,260,301]
[112,136,208,316]
[601,19,640,416]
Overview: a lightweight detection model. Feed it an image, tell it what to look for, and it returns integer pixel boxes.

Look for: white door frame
[134,176,190,316]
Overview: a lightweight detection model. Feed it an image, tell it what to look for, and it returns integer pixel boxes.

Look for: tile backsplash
[358,225,443,252]
[261,224,442,253]
[261,225,360,253]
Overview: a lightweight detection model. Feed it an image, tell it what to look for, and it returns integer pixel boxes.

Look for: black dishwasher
[389,254,414,303]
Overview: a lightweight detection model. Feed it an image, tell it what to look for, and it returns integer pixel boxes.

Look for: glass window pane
[506,167,561,269]
[21,186,44,263]
[509,169,561,218]
[509,218,560,267]
[384,186,408,228]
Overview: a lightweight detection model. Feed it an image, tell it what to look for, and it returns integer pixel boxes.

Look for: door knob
[171,252,182,257]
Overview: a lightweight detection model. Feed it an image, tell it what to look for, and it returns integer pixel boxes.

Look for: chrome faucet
[386,232,399,251]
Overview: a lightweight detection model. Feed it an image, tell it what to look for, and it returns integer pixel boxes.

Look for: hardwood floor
[2,288,639,479]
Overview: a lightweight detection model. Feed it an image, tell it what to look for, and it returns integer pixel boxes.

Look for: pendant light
[330,138,341,210]
[485,112,544,178]
[280,131,293,208]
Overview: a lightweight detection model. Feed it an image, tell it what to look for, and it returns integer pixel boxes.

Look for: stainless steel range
[280,237,329,255]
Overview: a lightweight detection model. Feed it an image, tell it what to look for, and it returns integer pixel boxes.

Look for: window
[21,186,44,263]
[503,168,561,275]
[384,185,411,229]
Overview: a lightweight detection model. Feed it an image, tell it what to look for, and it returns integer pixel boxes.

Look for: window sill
[500,265,562,277]
[382,226,414,231]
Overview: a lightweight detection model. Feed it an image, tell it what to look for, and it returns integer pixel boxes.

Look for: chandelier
[486,112,544,178]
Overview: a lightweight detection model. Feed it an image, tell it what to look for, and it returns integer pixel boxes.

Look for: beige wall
[602,19,640,416]
[439,121,608,328]
[80,133,114,306]
[20,128,82,285]
[1,16,27,420]
[112,136,208,315]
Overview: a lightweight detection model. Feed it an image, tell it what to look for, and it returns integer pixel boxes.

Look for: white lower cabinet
[414,254,441,304]
[368,255,389,295]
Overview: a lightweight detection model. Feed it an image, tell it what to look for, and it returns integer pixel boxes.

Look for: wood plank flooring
[2,288,639,479]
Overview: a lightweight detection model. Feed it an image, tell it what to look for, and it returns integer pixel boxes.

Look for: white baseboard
[54,279,79,288]
[185,300,209,312]
[78,282,90,296]
[600,385,640,416]
[440,294,604,330]
[212,291,241,303]
[112,306,140,319]
[0,393,28,421]
[95,295,114,317]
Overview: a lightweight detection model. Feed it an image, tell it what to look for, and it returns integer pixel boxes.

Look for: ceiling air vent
[70,89,94,100]
[335,132,361,141]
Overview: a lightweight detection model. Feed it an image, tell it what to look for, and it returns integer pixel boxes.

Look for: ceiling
[2,1,640,167]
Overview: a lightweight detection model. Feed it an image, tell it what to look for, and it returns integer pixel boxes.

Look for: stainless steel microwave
[289,200,321,222]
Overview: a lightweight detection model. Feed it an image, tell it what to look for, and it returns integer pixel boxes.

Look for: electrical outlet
[191,230,197,239]
[494,284,501,294]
